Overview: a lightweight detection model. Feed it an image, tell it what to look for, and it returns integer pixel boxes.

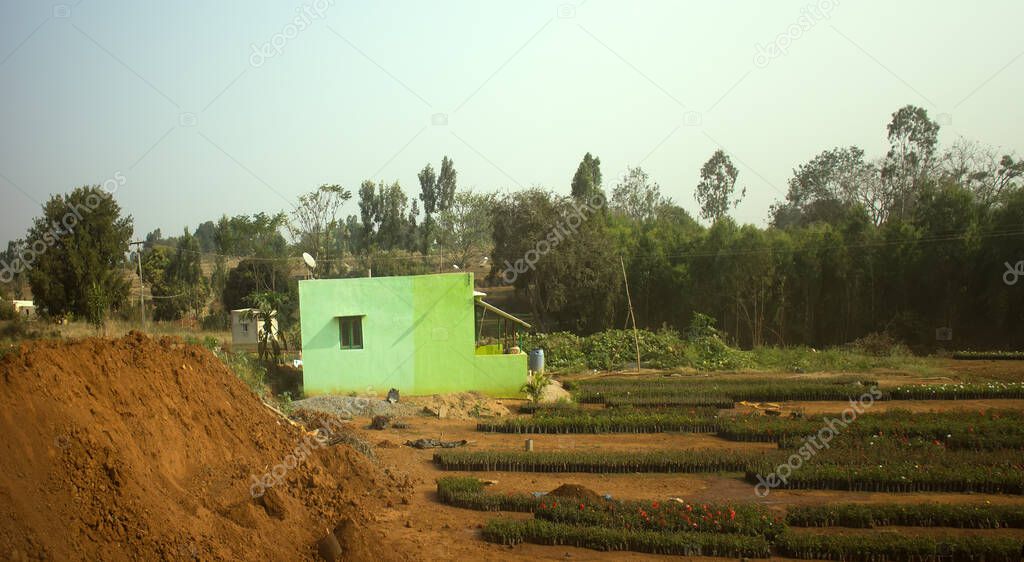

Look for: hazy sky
[1,0,1022,245]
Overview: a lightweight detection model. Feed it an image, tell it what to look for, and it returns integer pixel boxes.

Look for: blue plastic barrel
[528,348,545,373]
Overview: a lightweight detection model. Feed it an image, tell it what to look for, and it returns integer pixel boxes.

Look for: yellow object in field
[738,400,782,413]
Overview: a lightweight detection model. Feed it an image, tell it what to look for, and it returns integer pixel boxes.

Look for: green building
[298,272,529,397]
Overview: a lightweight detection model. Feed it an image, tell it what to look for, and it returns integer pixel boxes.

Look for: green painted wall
[299,272,526,397]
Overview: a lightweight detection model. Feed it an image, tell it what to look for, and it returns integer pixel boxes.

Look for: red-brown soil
[0,334,409,561]
[942,358,1024,382]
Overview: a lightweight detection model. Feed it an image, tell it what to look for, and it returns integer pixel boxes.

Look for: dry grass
[55,319,230,344]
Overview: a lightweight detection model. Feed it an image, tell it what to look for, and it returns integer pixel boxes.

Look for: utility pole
[128,241,145,330]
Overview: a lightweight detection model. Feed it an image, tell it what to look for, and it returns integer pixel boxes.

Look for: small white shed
[12,300,35,318]
[230,308,278,352]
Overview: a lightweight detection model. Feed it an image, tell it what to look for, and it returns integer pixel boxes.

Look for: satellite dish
[302,252,317,269]
[302,252,317,279]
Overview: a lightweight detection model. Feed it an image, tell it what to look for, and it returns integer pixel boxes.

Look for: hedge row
[744,437,1024,493]
[437,477,785,538]
[573,378,882,404]
[776,532,1023,561]
[775,432,1024,451]
[573,377,1024,403]
[476,411,721,434]
[720,409,1024,448]
[435,476,539,512]
[603,395,735,409]
[888,382,1024,400]
[745,464,1024,495]
[953,351,1024,361]
[433,449,770,473]
[786,503,1024,529]
[534,498,782,538]
[568,375,877,392]
[481,519,772,558]
[517,401,581,415]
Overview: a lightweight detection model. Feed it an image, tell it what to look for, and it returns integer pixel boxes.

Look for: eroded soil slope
[0,333,406,561]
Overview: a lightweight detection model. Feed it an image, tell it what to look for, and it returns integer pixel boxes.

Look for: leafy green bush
[525,328,690,371]
[686,334,749,370]
[185,335,221,351]
[846,331,911,357]
[482,519,772,558]
[521,331,586,370]
[687,312,723,341]
[520,371,553,403]
[215,350,267,396]
[580,330,651,370]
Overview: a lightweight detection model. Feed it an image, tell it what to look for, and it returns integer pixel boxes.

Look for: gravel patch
[293,395,421,419]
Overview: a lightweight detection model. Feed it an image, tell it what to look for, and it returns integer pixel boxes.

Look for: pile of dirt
[0,333,410,561]
[547,484,603,502]
[406,392,511,420]
[539,379,571,403]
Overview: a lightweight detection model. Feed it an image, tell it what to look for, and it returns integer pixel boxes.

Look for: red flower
[652,501,659,509]
[579,503,585,511]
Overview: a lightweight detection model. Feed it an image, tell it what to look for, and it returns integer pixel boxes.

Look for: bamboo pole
[620,256,641,374]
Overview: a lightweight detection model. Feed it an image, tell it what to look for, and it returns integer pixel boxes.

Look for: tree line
[3,103,1023,349]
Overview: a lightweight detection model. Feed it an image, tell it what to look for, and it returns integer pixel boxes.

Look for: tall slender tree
[695,150,743,223]
[571,152,603,200]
